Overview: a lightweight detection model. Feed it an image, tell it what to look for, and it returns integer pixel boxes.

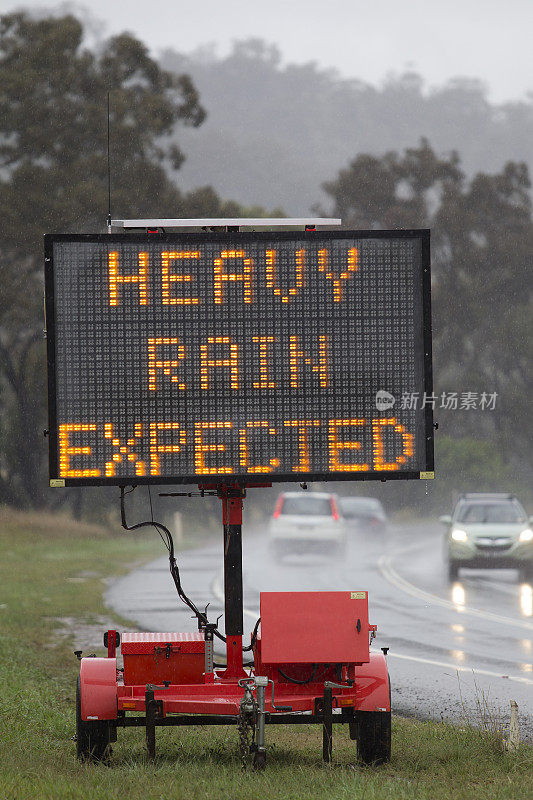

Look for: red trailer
[76,484,391,768]
[44,218,433,768]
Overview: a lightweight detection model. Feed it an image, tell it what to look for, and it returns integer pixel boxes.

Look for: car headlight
[519,528,533,543]
[451,529,468,542]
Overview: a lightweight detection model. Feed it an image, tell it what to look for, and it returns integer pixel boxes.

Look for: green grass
[0,507,531,800]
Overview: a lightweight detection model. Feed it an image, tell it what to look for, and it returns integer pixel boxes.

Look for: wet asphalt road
[106,519,533,740]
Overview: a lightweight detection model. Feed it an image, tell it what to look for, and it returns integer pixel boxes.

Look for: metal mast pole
[220,484,246,678]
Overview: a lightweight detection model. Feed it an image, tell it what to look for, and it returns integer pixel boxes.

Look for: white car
[269,491,346,558]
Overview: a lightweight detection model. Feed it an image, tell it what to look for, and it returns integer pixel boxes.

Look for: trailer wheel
[447,560,459,581]
[357,710,391,765]
[76,677,112,762]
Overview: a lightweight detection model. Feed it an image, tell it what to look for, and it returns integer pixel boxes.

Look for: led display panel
[44,230,433,486]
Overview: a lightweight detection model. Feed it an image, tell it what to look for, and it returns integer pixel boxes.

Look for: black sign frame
[44,229,434,487]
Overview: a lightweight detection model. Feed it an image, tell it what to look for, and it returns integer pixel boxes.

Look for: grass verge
[0,507,531,800]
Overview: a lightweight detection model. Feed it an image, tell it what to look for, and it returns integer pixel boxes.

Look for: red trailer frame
[76,482,391,768]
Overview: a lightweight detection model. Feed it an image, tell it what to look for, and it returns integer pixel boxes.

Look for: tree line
[320,141,531,509]
[162,39,533,214]
[0,12,530,516]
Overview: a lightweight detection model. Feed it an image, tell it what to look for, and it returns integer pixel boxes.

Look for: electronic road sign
[44,229,433,486]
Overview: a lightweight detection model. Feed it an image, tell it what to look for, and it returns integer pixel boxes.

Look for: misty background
[0,2,531,525]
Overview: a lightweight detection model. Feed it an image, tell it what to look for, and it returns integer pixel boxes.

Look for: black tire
[357,711,391,765]
[448,560,459,581]
[519,564,533,583]
[76,677,112,762]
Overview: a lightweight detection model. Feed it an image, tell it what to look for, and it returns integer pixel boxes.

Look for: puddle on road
[51,615,137,655]
[520,584,532,617]
[451,582,466,609]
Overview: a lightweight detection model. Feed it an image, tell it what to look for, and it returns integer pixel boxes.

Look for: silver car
[440,493,533,582]
[339,497,388,534]
[269,491,346,558]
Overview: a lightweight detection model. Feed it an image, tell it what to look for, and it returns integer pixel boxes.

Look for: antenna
[106,92,112,233]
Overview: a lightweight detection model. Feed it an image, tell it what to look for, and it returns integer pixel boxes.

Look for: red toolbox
[121,632,205,686]
[260,591,370,665]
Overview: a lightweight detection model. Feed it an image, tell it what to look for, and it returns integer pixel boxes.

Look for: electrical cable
[278,664,317,685]
[242,617,261,652]
[316,664,331,681]
[120,486,226,642]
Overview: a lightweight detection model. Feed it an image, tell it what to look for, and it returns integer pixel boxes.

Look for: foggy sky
[2,0,533,104]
